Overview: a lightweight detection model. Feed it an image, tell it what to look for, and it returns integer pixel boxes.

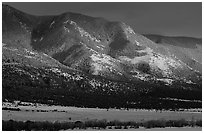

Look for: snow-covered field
[2,102,202,122]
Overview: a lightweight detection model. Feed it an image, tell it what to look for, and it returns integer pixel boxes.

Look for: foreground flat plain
[3,102,201,122]
[70,127,202,131]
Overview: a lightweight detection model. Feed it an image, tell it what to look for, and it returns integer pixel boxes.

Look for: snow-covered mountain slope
[3,61,201,109]
[3,4,202,85]
[2,4,202,109]
[144,34,202,73]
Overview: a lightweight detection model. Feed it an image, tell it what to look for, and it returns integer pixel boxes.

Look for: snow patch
[157,78,174,85]
[132,72,150,81]
[64,20,69,24]
[74,75,83,80]
[137,47,153,53]
[24,55,35,59]
[39,37,43,41]
[64,26,70,32]
[126,26,135,34]
[119,46,183,77]
[149,53,183,77]
[50,68,71,78]
[51,68,61,73]
[90,53,118,75]
[64,20,100,42]
[50,68,83,80]
[92,62,103,75]
[89,79,101,88]
[24,49,37,56]
[150,55,170,76]
[91,53,115,65]
[96,45,104,50]
[77,26,100,42]
[183,79,196,84]
[122,23,135,35]
[166,56,183,68]
[119,55,149,64]
[49,21,55,28]
[119,47,152,64]
[70,20,77,25]
[186,80,195,84]
[135,40,140,46]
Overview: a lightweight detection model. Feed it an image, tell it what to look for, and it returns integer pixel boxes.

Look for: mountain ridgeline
[2,4,202,109]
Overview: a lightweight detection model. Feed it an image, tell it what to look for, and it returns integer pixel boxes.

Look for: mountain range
[2,4,202,109]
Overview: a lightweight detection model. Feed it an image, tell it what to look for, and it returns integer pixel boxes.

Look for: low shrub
[2,119,202,131]
[114,126,122,129]
[195,120,202,127]
[2,107,21,111]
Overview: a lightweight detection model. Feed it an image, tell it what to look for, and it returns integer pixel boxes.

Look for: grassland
[2,101,202,131]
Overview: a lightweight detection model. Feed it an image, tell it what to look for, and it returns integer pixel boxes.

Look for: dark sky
[4,2,202,38]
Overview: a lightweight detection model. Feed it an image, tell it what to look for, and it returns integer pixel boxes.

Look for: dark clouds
[3,2,202,38]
